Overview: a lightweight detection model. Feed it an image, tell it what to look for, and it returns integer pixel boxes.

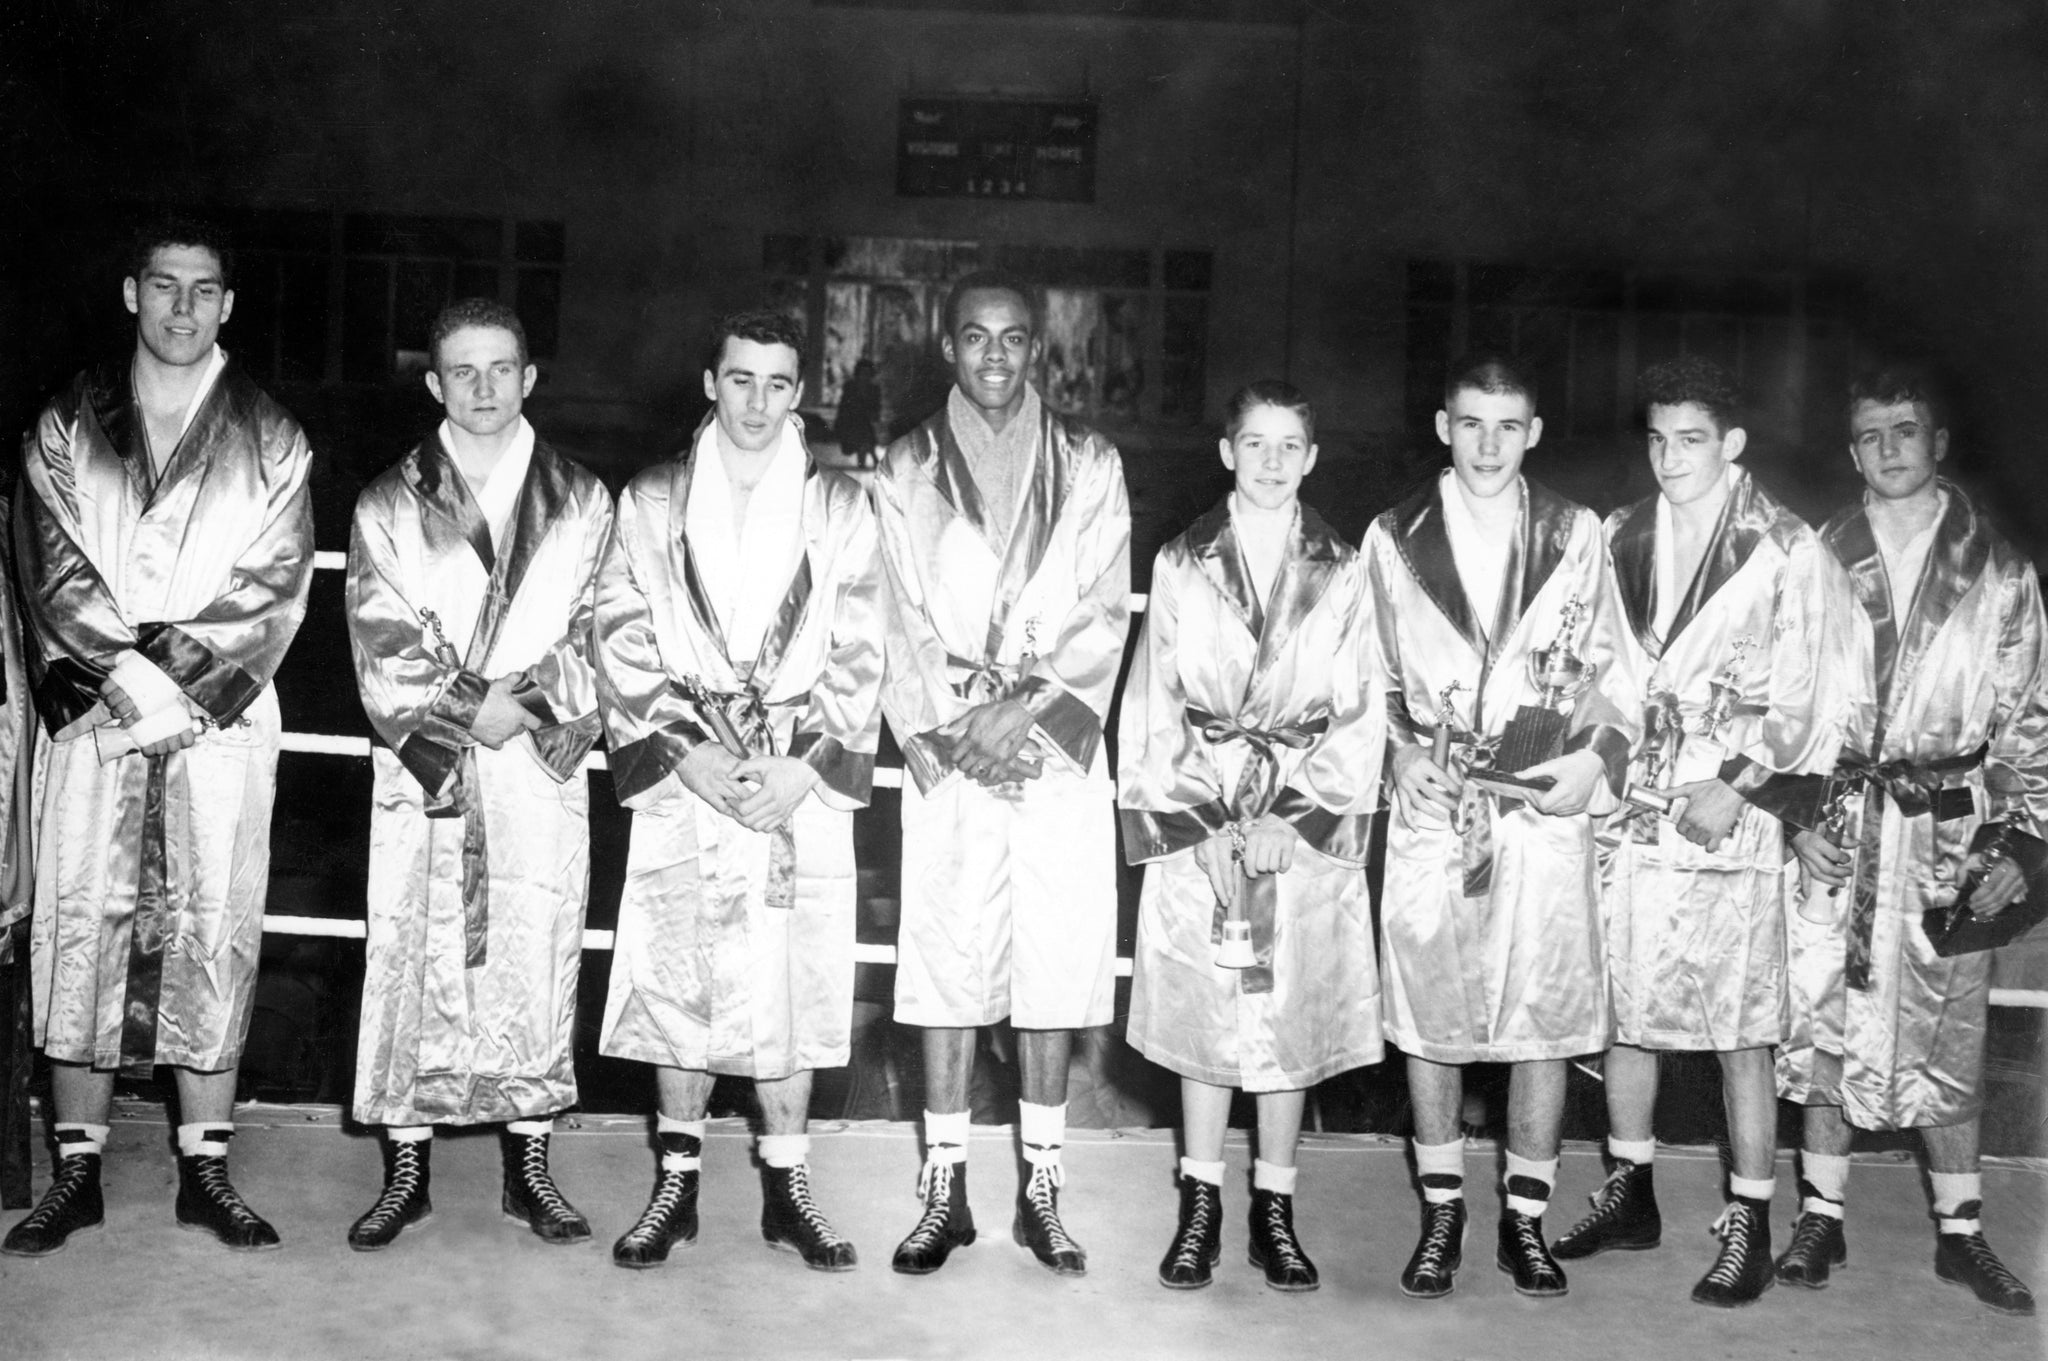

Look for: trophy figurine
[1671,633,1755,784]
[1624,690,1684,818]
[1469,596,1598,800]
[1430,679,1467,771]
[1216,821,1259,969]
[1798,790,1851,924]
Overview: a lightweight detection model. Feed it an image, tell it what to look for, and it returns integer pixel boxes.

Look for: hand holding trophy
[1467,595,1598,800]
[1216,820,1259,968]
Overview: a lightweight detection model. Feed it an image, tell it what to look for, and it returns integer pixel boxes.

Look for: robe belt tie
[1186,707,1328,995]
[1836,743,1986,992]
[118,754,180,1074]
[423,748,494,968]
[678,679,805,911]
[944,652,1023,706]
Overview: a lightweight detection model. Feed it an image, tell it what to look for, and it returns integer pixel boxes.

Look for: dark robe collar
[1822,479,1989,740]
[667,415,824,690]
[1610,466,1799,657]
[1385,473,1575,664]
[1183,496,1351,686]
[84,351,262,506]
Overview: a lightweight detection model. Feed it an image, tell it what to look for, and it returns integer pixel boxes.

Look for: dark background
[2,0,2043,1152]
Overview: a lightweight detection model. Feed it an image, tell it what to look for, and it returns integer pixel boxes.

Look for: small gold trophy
[1670,633,1755,785]
[1216,822,1259,969]
[1469,596,1598,800]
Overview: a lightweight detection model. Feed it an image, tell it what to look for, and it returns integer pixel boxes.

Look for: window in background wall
[764,234,1211,440]
[1404,260,1859,454]
[225,209,565,385]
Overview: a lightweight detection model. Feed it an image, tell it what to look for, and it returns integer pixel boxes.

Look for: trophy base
[1467,770,1558,802]
[1217,919,1257,970]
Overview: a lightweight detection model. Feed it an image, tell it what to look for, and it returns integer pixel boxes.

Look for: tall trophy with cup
[1468,595,1598,800]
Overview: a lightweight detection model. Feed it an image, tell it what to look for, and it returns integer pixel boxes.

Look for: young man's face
[1647,400,1745,508]
[1220,402,1317,513]
[124,243,234,370]
[1436,386,1540,502]
[426,325,535,440]
[704,337,803,453]
[1849,398,1947,502]
[942,287,1040,419]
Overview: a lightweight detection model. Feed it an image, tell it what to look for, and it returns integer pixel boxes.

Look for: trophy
[1216,821,1259,969]
[1430,680,1467,772]
[1624,690,1684,819]
[1671,634,1755,784]
[1468,596,1598,800]
[1797,789,1851,924]
[419,607,463,669]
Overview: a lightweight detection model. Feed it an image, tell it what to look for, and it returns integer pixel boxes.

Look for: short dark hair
[1638,355,1745,434]
[1223,379,1316,446]
[1848,363,1948,432]
[705,308,807,376]
[430,297,529,370]
[943,269,1042,336]
[128,212,236,290]
[1443,352,1537,412]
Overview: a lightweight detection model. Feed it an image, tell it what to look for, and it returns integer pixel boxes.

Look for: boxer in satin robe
[1554,359,1837,1307]
[344,300,612,1250]
[596,310,883,1272]
[1773,369,2042,1315]
[5,218,312,1256]
[873,272,1131,1278]
[1120,382,1385,1293]
[1366,354,1637,1300]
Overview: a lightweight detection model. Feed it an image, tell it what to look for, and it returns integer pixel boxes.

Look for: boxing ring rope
[271,555,2044,1007]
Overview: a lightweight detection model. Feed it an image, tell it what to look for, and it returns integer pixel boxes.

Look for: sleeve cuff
[789,730,875,806]
[528,715,601,783]
[1270,785,1373,865]
[506,673,560,728]
[1118,801,1230,863]
[1564,723,1632,795]
[133,623,263,723]
[607,719,709,805]
[1718,753,1771,795]
[900,730,955,796]
[397,733,461,797]
[420,669,490,747]
[1011,675,1102,772]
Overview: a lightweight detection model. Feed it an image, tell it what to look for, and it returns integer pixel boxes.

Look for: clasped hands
[678,743,819,833]
[468,675,545,749]
[941,698,1044,789]
[101,673,203,758]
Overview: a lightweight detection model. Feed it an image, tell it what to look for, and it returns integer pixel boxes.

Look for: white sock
[506,1118,554,1137]
[1801,1150,1848,1217]
[1019,1100,1065,1181]
[657,1117,705,1171]
[924,1109,969,1165]
[1608,1136,1656,1166]
[1179,1156,1226,1187]
[1729,1174,1775,1203]
[1414,1137,1465,1204]
[176,1123,232,1158]
[656,1113,706,1137]
[54,1123,110,1158]
[758,1133,809,1169]
[1931,1171,1982,1234]
[1253,1159,1297,1196]
[386,1125,433,1144]
[1504,1152,1558,1218]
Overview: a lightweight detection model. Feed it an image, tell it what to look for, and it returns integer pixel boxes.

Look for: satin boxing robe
[1120,500,1386,1091]
[0,496,37,956]
[347,434,612,1125]
[873,398,1131,1030]
[1779,483,2048,1130]
[1363,473,1638,1064]
[17,358,313,1072]
[1599,469,1838,1051]
[595,427,883,1080]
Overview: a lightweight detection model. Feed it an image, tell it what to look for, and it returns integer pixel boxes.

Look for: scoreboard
[897,97,1098,203]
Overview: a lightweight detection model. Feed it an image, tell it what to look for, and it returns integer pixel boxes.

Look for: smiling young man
[1552,357,1837,1306]
[4,216,314,1255]
[595,310,884,1273]
[1362,354,1638,1300]
[1773,368,2042,1316]
[872,270,1131,1277]
[343,298,614,1251]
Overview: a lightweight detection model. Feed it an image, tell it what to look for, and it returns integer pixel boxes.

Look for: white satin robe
[17,358,313,1072]
[873,398,1131,1030]
[1363,474,1639,1064]
[1120,499,1386,1091]
[347,432,612,1125]
[1779,484,2048,1129]
[1599,469,1838,1051]
[596,422,883,1080]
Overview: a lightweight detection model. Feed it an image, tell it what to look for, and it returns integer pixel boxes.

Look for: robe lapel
[1253,503,1345,683]
[1824,504,1899,728]
[1665,469,1774,645]
[668,452,736,682]
[85,359,168,504]
[980,405,1068,660]
[747,461,822,689]
[406,438,497,578]
[928,416,1000,554]
[1185,500,1262,642]
[1608,496,1661,658]
[461,439,572,669]
[1515,479,1576,630]
[1882,486,1988,742]
[1388,482,1485,657]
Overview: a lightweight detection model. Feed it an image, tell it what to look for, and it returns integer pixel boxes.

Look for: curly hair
[1638,355,1744,433]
